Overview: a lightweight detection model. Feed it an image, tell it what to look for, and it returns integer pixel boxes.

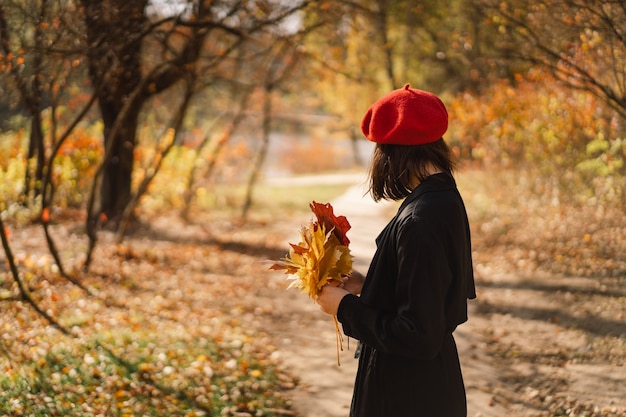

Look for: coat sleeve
[337,216,452,359]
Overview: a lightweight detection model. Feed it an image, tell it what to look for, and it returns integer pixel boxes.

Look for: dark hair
[368,139,456,202]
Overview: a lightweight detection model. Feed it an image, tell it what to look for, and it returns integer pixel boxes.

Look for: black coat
[337,172,476,417]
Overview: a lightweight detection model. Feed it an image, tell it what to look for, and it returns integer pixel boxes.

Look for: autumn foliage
[269,201,352,300]
[448,71,625,205]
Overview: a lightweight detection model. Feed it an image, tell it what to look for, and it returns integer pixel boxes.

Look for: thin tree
[241,37,304,219]
[180,86,251,222]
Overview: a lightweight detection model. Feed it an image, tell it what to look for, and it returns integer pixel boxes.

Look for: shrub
[448,71,625,206]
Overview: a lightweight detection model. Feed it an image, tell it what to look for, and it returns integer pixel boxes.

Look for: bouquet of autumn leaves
[268,201,352,364]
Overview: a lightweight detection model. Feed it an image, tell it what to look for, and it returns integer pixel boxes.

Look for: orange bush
[448,70,625,204]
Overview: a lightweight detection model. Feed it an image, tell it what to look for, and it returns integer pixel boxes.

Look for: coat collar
[398,172,456,211]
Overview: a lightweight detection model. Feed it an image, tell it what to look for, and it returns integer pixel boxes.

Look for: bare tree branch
[0,216,70,336]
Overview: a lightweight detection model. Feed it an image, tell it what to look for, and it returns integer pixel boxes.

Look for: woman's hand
[343,270,365,296]
[317,285,350,316]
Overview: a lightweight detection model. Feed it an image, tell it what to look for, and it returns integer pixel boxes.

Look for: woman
[317,84,476,416]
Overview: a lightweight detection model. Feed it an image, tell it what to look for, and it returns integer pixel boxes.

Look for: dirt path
[266,176,626,417]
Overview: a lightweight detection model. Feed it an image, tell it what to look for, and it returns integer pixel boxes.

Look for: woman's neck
[410,163,443,189]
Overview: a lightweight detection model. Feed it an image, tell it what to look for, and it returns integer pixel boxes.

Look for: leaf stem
[333,315,343,366]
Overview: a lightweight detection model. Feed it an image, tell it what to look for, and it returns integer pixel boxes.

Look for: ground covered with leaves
[0,208,303,416]
[0,170,625,417]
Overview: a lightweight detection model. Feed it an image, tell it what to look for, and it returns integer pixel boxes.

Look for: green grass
[0,326,293,417]
[143,176,355,221]
[243,182,353,214]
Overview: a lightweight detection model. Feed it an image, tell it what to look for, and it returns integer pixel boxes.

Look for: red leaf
[309,201,351,246]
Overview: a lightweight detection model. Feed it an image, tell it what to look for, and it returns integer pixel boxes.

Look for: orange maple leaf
[289,242,308,255]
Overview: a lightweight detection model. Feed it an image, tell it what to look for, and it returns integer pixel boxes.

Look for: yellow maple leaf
[281,223,352,300]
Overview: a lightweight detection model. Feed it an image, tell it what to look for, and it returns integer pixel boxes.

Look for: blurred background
[0,1,624,416]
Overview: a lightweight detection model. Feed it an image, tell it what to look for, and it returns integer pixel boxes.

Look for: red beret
[361,84,448,145]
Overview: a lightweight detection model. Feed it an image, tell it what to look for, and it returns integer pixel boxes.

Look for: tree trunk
[241,86,272,219]
[30,0,46,197]
[25,13,45,199]
[82,0,147,226]
[98,104,141,225]
[25,108,45,199]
